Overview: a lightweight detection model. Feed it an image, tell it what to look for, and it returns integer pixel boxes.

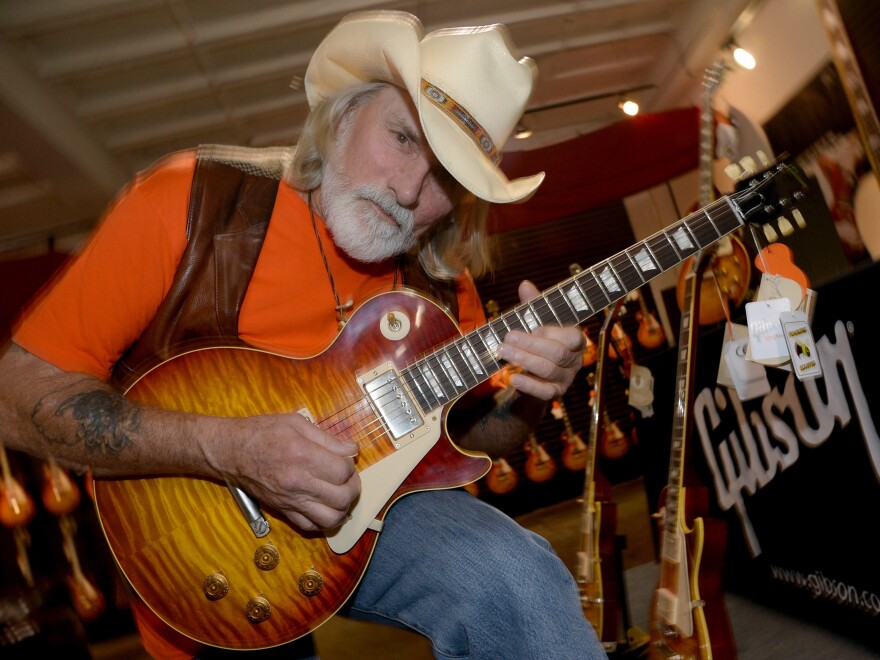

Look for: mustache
[356,187,414,230]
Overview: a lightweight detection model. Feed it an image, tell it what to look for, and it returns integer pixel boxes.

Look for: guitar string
[311,198,739,452]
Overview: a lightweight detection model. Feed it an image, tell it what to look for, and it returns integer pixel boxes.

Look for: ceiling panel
[0,0,759,255]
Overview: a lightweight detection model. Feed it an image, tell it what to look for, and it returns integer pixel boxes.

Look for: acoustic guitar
[648,247,736,660]
[577,299,623,646]
[93,160,808,650]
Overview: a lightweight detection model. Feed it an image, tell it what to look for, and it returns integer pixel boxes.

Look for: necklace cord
[308,191,350,329]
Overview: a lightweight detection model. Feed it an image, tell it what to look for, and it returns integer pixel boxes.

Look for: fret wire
[449,337,481,389]
[462,332,495,379]
[425,353,457,400]
[610,252,644,292]
[568,277,594,320]
[631,242,661,277]
[550,285,582,324]
[579,268,611,310]
[443,344,477,391]
[406,365,437,413]
[597,260,625,302]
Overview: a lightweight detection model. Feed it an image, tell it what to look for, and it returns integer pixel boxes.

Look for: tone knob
[245,596,271,623]
[298,569,324,597]
[254,543,280,570]
[203,573,229,600]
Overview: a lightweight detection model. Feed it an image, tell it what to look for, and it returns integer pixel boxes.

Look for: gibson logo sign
[694,321,878,557]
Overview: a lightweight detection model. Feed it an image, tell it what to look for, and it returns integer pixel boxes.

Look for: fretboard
[400,193,747,415]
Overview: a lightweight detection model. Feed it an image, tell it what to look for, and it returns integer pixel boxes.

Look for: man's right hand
[212,412,361,532]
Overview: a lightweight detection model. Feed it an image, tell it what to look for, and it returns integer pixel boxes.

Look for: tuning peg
[739,155,758,174]
[777,216,794,236]
[763,223,779,243]
[756,150,771,167]
[724,162,744,181]
[792,208,807,229]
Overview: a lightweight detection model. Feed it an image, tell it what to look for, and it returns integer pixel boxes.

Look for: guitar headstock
[729,153,809,243]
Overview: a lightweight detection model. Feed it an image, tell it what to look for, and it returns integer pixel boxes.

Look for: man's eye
[395,132,410,145]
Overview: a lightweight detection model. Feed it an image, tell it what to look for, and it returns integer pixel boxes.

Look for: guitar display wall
[473,201,670,517]
[636,260,880,649]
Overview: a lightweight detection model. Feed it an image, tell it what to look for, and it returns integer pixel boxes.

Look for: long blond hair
[285,81,496,280]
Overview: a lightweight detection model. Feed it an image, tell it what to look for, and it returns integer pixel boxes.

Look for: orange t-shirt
[14,151,486,377]
[12,150,486,657]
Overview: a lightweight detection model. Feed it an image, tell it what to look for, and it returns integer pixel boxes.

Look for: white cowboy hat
[304,10,545,204]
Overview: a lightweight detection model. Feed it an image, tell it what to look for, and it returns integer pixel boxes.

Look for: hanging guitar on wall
[649,246,736,660]
[553,398,588,472]
[485,457,518,495]
[631,288,667,350]
[524,433,557,483]
[677,59,752,326]
[577,298,623,649]
[1,443,36,587]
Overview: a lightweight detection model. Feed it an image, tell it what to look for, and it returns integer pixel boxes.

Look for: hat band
[420,79,499,165]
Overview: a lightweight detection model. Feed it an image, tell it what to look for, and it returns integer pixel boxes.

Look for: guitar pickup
[359,363,425,448]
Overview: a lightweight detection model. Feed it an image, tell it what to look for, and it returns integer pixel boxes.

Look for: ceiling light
[514,122,532,139]
[732,46,756,70]
[619,99,639,117]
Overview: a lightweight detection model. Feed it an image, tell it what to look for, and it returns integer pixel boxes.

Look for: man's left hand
[497,280,585,401]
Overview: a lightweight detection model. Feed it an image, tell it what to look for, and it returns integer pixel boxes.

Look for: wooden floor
[90,478,655,659]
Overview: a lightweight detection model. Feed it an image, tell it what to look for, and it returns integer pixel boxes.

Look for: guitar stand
[608,534,650,659]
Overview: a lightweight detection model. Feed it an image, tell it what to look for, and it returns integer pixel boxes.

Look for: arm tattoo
[34,389,140,455]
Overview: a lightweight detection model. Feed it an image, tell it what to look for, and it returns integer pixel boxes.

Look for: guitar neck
[401,195,750,416]
[699,60,727,208]
[660,250,713,558]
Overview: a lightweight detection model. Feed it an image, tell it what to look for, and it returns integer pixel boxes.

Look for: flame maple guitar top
[94,290,492,650]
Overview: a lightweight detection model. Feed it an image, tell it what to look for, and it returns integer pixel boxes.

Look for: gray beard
[319,159,417,263]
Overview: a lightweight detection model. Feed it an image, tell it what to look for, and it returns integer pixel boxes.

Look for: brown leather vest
[109,144,458,391]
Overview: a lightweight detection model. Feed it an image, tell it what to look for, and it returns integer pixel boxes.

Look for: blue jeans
[199,489,605,659]
[342,489,606,659]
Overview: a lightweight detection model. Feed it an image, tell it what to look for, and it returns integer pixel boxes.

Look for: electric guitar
[93,159,808,650]
[648,248,736,660]
[632,288,666,350]
[599,304,634,460]
[1,443,36,588]
[678,60,752,327]
[525,433,557,483]
[41,455,82,517]
[555,399,588,472]
[577,299,622,646]
[0,444,35,529]
[59,514,108,622]
[485,457,518,495]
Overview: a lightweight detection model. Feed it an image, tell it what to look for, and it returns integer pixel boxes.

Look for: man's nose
[389,158,431,208]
